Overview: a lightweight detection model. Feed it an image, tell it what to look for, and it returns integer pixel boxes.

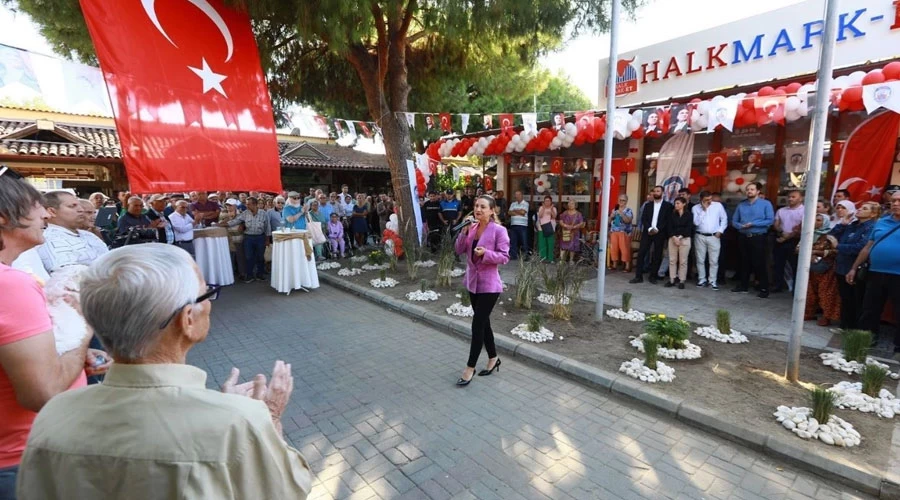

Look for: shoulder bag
[306,214,327,245]
[855,222,900,282]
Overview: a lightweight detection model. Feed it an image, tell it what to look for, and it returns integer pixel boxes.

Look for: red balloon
[735,178,744,185]
[573,136,585,146]
[689,184,700,195]
[786,82,802,94]
[631,127,645,139]
[883,61,900,81]
[758,86,775,97]
[690,97,702,103]
[862,70,886,86]
[773,88,787,96]
[842,85,863,104]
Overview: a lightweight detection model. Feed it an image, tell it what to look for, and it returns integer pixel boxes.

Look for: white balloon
[695,116,709,129]
[627,119,640,132]
[466,146,476,156]
[631,109,644,122]
[514,142,525,152]
[557,130,567,140]
[785,109,801,122]
[613,130,625,140]
[726,181,741,193]
[797,84,814,102]
[505,141,515,153]
[691,109,701,122]
[711,95,725,103]
[478,137,488,147]
[848,71,866,86]
[697,101,710,114]
[734,92,747,99]
[550,137,561,148]
[564,122,578,136]
[743,173,757,182]
[798,102,810,117]
[785,96,801,112]
[833,75,850,89]
[536,185,546,193]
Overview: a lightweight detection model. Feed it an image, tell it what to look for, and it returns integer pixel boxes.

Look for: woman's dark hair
[674,197,687,206]
[0,174,44,251]
[543,195,553,202]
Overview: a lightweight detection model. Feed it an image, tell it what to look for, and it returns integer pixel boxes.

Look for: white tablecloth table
[193,227,235,286]
[271,230,319,294]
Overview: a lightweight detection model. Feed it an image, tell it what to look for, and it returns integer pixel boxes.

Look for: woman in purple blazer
[454,195,510,386]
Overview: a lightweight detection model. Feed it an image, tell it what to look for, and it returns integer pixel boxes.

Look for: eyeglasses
[158,285,220,330]
[0,165,23,180]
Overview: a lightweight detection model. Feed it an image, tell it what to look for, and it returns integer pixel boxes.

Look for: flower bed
[829,381,900,419]
[819,352,900,379]
[605,308,646,322]
[773,406,861,447]
[537,293,570,305]
[317,261,341,271]
[446,303,474,317]
[337,268,363,276]
[694,325,749,344]
[619,358,675,383]
[510,324,554,343]
[350,255,368,263]
[414,260,436,268]
[362,263,390,271]
[629,334,702,360]
[406,290,440,301]
[370,277,398,288]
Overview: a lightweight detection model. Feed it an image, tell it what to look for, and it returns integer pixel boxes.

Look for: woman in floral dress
[558,201,584,264]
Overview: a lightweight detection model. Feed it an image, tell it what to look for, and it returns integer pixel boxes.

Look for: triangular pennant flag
[708,98,739,132]
[707,152,727,176]
[863,81,900,114]
[359,122,374,139]
[754,96,786,127]
[460,113,470,134]
[405,112,415,129]
[345,120,358,138]
[499,114,514,133]
[612,109,631,138]
[439,112,452,133]
[522,113,537,135]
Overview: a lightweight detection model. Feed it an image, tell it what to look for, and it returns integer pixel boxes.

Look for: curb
[319,272,891,497]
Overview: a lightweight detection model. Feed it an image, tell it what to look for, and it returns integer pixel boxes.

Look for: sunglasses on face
[158,285,220,330]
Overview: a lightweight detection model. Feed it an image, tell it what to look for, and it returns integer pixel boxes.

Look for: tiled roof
[0,118,389,171]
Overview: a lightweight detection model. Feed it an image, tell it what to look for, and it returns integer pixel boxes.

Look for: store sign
[599,0,900,107]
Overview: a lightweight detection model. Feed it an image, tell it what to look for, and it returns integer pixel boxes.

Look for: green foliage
[643,335,660,371]
[622,292,632,313]
[435,231,456,287]
[459,287,471,307]
[514,258,540,310]
[368,250,386,266]
[526,312,543,332]
[645,314,691,350]
[379,269,387,281]
[420,279,428,292]
[541,263,587,320]
[861,364,889,398]
[841,329,872,363]
[716,309,731,334]
[810,387,837,424]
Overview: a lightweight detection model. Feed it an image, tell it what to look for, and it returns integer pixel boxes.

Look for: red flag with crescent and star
[79,0,282,193]
[707,152,727,177]
[754,96,786,127]
[499,114,514,133]
[832,112,900,204]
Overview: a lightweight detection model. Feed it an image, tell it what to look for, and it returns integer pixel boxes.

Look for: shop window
[781,116,831,202]
[561,158,593,219]
[718,126,776,210]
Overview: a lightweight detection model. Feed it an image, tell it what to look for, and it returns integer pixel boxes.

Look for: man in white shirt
[508,191,530,260]
[169,200,201,257]
[692,191,728,289]
[37,191,108,273]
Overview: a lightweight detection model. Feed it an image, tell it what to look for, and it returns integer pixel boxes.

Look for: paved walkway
[189,282,870,499]
[498,263,835,349]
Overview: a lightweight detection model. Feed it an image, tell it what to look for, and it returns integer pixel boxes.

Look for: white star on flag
[189,58,227,97]
[867,185,883,197]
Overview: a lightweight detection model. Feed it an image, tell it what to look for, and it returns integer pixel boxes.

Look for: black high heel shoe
[477,358,501,376]
[456,371,475,387]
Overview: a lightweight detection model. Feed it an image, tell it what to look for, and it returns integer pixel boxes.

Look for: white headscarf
[835,200,857,223]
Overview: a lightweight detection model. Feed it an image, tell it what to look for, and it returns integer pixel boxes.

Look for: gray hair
[80,244,200,361]
[127,196,143,205]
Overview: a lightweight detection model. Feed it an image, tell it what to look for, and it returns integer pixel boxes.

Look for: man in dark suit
[630,185,673,284]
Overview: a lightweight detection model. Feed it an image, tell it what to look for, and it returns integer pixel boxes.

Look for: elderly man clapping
[17,244,311,499]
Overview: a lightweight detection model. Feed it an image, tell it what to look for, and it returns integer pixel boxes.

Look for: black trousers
[468,292,500,368]
[859,271,900,343]
[738,233,768,291]
[772,237,799,290]
[635,231,666,279]
[836,275,865,330]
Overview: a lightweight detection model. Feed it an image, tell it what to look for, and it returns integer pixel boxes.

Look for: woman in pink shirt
[0,168,110,498]
[536,196,557,262]
[454,196,509,387]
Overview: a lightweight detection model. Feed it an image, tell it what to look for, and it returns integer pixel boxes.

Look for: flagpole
[596,0,621,321]
[786,0,838,382]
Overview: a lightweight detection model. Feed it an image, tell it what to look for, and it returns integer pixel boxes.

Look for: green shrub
[541,262,588,320]
[368,250,386,266]
[435,232,456,287]
[459,288,471,307]
[379,269,387,281]
[645,314,691,350]
[622,292,633,312]
[841,329,872,363]
[643,335,660,371]
[810,387,837,424]
[716,309,731,334]
[514,258,540,310]
[861,364,889,398]
[526,312,543,332]
[419,279,428,292]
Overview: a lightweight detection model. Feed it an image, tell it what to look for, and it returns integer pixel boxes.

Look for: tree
[11,0,637,242]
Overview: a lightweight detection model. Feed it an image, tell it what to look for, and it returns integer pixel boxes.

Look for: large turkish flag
[79,0,282,193]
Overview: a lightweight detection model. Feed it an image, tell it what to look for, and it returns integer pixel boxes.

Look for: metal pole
[786,0,838,382]
[596,0,620,321]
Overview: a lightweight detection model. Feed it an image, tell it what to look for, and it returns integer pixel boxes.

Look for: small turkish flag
[499,114,515,133]
[575,111,595,135]
[550,157,563,174]
[622,158,636,172]
[79,0,281,193]
[359,122,374,139]
[754,96,786,127]
[707,152,727,176]
[439,113,452,133]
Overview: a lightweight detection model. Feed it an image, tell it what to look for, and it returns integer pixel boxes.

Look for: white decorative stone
[819,352,900,379]
[337,268,363,276]
[438,268,466,278]
[362,263,390,271]
[693,326,749,344]
[618,358,675,383]
[537,293,570,306]
[510,324,555,343]
[606,308,646,322]
[405,290,440,301]
[828,381,900,418]
[629,334,702,360]
[350,255,368,263]
[316,261,341,271]
[414,260,436,268]
[446,303,474,317]
[369,277,398,288]
[772,406,861,447]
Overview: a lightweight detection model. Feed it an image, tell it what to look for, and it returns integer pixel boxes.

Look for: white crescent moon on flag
[837,177,867,191]
[763,100,780,115]
[141,0,234,62]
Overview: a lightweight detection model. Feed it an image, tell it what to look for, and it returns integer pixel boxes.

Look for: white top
[692,201,729,234]
[36,224,109,273]
[169,212,196,242]
[650,200,663,231]
[11,247,51,283]
[508,200,529,226]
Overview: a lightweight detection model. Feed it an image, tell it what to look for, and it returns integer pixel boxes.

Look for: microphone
[452,217,474,232]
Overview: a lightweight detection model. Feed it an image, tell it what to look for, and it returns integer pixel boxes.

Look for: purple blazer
[454,221,510,294]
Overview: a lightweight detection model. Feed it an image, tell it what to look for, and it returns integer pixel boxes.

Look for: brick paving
[189,282,873,500]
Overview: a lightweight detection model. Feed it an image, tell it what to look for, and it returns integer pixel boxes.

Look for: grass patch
[716,309,731,333]
[643,334,660,371]
[526,312,543,332]
[622,292,632,312]
[810,387,837,424]
[861,364,889,398]
[841,329,872,363]
[514,258,540,310]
